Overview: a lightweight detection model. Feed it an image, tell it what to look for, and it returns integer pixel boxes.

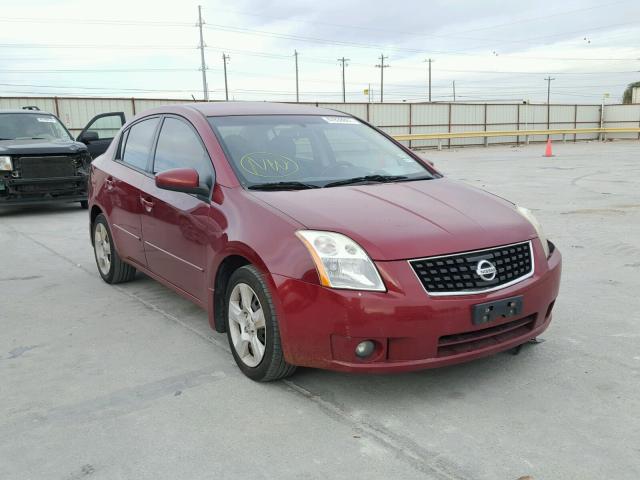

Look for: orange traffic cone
[544,138,553,157]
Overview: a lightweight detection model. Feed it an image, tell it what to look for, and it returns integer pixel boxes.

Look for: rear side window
[121,117,160,170]
[153,117,213,186]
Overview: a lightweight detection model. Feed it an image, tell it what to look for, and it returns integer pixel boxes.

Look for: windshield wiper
[324,175,408,188]
[248,181,320,191]
[395,174,434,183]
[324,174,435,188]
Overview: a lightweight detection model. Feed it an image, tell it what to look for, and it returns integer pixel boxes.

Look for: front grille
[437,314,536,357]
[410,241,533,295]
[18,156,77,179]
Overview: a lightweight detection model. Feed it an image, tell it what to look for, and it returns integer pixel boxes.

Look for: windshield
[0,113,72,141]
[208,115,433,189]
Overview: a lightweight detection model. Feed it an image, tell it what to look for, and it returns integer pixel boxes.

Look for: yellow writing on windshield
[240,152,299,178]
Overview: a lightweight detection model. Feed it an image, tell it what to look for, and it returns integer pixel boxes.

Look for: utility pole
[338,57,350,103]
[545,76,555,105]
[375,54,389,103]
[545,76,555,134]
[424,58,433,102]
[452,80,456,102]
[197,5,208,101]
[294,50,300,102]
[222,53,230,101]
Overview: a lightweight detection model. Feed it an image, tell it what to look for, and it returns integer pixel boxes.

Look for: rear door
[139,115,217,302]
[101,116,160,268]
[78,112,126,159]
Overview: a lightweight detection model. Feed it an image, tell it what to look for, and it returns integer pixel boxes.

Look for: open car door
[77,112,126,159]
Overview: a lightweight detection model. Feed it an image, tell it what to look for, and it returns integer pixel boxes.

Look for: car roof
[182,101,349,117]
[0,109,55,114]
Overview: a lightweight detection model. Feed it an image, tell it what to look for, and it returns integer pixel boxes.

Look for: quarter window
[153,117,213,186]
[121,117,160,170]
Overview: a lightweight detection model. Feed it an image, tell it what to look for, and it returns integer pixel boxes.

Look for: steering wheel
[321,161,355,176]
[370,169,391,176]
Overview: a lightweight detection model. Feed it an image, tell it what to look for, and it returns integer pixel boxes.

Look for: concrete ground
[1,140,639,480]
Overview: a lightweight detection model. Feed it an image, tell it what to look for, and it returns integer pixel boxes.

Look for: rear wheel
[225,265,296,381]
[92,214,136,284]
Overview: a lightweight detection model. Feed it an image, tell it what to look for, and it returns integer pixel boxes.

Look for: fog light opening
[355,340,376,359]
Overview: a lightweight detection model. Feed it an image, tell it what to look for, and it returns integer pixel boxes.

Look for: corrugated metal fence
[2,96,639,148]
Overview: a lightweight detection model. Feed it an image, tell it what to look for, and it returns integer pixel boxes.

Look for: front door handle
[139,195,154,212]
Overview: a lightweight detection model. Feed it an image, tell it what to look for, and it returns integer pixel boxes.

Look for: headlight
[517,206,550,258]
[296,230,386,291]
[0,156,12,171]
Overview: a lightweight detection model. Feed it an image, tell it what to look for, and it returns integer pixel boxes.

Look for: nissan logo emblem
[476,259,497,281]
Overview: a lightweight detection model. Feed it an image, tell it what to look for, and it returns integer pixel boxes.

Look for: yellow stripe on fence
[392,127,640,142]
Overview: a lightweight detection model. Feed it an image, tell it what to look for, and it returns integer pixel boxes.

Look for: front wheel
[225,265,296,381]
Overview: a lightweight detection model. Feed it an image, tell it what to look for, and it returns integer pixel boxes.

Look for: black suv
[0,109,124,208]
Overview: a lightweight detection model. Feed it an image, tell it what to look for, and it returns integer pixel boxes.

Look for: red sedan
[88,102,561,381]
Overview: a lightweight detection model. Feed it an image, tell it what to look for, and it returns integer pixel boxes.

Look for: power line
[382,65,640,75]
[0,68,201,73]
[0,42,196,50]
[185,1,635,48]
[445,0,633,35]
[202,20,640,56]
[0,82,203,93]
[0,40,637,63]
[0,17,193,27]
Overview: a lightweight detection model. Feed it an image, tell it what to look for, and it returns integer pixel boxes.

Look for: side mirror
[78,131,99,144]
[156,168,210,197]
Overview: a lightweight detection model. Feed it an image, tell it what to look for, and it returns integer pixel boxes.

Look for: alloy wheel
[94,223,112,276]
[228,283,267,367]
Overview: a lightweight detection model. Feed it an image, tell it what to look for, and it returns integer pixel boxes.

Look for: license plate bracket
[472,295,523,325]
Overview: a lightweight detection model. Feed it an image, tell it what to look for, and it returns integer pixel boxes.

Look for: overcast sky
[0,0,638,103]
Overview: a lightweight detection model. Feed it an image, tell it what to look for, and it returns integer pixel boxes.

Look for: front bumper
[272,240,561,373]
[0,176,87,206]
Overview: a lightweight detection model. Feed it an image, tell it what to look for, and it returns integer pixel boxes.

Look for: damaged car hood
[0,138,88,156]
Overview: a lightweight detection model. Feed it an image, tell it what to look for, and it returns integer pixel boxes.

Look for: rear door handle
[105,176,115,191]
[140,195,154,212]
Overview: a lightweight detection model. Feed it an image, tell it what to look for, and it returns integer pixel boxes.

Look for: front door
[139,116,217,302]
[78,112,126,159]
[103,116,160,268]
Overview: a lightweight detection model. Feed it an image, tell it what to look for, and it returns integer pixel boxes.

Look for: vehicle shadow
[287,342,545,405]
[109,256,549,405]
[0,203,85,218]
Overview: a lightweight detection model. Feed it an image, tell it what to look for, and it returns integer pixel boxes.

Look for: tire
[80,200,89,209]
[225,265,296,381]
[92,214,136,284]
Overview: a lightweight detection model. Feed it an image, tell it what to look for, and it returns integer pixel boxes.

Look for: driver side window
[153,117,214,186]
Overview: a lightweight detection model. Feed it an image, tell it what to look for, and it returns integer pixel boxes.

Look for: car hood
[249,178,536,261]
[0,138,87,156]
